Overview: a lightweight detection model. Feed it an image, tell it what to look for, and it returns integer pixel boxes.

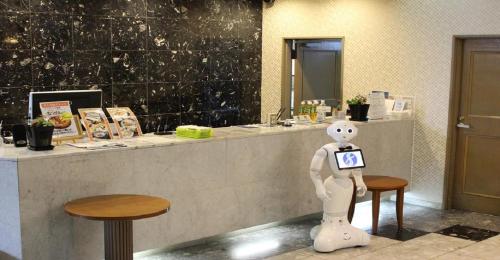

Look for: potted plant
[347,94,370,121]
[26,117,55,150]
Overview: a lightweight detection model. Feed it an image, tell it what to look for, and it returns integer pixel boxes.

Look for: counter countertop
[0,118,413,162]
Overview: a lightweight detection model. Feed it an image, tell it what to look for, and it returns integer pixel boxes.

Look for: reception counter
[0,119,414,260]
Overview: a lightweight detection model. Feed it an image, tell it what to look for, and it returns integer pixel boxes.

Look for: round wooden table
[348,175,408,234]
[64,194,171,260]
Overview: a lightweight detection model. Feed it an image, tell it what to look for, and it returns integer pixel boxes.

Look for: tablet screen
[334,149,366,170]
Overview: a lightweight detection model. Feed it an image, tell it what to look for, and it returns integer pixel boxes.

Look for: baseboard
[389,192,443,210]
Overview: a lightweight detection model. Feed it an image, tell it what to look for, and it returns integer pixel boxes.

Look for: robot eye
[347,128,353,133]
[336,128,342,133]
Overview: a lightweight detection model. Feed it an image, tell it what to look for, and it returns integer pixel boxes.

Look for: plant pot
[25,125,54,148]
[348,104,370,121]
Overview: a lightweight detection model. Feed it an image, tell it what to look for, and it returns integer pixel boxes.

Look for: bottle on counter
[299,100,306,115]
[309,100,318,122]
[316,100,327,122]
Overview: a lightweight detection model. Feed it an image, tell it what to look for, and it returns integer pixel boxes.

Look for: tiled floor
[137,201,500,260]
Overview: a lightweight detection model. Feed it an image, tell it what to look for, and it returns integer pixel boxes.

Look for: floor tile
[449,235,500,260]
[265,248,313,260]
[136,201,500,260]
[368,224,429,241]
[436,225,499,241]
[354,233,475,260]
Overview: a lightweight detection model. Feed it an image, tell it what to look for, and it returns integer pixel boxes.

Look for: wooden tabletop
[64,194,171,221]
[363,175,408,191]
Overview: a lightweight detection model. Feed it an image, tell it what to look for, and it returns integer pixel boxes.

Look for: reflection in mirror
[282,38,343,119]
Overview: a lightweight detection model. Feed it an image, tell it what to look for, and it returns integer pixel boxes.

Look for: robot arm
[310,147,330,201]
[351,169,367,197]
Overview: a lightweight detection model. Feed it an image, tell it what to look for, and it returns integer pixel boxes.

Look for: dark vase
[348,104,370,121]
[25,125,54,148]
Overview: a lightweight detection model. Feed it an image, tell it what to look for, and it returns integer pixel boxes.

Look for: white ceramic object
[309,120,370,252]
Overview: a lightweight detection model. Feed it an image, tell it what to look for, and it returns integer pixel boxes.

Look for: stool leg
[396,188,404,231]
[348,181,357,223]
[104,220,133,260]
[371,191,380,234]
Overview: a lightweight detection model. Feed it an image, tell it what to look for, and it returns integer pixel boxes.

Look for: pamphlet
[368,92,386,119]
[39,101,80,138]
[393,99,407,112]
[78,108,113,141]
[107,107,142,138]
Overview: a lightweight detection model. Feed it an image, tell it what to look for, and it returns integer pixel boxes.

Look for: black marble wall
[0,0,261,132]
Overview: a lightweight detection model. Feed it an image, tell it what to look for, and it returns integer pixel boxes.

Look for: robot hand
[315,185,331,201]
[356,183,367,197]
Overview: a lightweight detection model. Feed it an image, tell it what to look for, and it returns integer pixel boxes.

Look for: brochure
[78,108,113,141]
[106,107,142,138]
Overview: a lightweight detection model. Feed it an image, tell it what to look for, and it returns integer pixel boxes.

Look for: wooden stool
[64,194,171,260]
[348,175,408,234]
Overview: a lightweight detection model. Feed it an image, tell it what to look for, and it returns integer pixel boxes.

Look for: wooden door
[452,38,500,215]
[293,43,341,115]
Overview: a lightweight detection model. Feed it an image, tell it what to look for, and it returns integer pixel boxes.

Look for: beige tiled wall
[261,0,500,207]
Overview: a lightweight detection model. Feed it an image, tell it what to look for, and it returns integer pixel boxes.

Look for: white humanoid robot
[309,120,370,252]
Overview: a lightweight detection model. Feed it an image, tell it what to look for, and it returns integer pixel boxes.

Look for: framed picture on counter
[39,101,83,142]
[106,107,142,138]
[78,108,113,141]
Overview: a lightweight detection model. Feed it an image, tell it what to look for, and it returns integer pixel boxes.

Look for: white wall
[261,0,500,207]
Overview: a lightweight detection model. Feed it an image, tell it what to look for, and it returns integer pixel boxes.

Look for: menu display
[107,107,142,138]
[39,101,81,138]
[78,108,113,141]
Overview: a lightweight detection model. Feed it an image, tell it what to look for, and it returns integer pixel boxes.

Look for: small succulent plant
[31,117,54,127]
[346,94,368,105]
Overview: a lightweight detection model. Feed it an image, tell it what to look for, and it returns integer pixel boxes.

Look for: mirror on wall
[282,38,343,118]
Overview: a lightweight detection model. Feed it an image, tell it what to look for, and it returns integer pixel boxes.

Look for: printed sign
[40,101,81,138]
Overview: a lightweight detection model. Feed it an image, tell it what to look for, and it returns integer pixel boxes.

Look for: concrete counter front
[0,119,414,260]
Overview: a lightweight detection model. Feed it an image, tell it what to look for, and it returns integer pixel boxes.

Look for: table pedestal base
[104,220,133,260]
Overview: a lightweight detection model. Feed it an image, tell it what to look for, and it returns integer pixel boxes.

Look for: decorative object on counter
[26,117,55,151]
[39,101,84,145]
[309,120,370,252]
[64,194,170,260]
[367,92,386,120]
[346,94,370,121]
[107,107,143,138]
[176,125,213,139]
[12,124,28,147]
[79,108,113,141]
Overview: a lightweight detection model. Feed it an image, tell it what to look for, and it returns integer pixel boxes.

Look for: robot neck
[337,141,350,148]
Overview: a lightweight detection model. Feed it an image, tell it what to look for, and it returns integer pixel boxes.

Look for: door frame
[281,37,344,119]
[443,35,500,209]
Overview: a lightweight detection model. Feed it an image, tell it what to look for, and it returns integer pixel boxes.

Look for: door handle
[456,122,470,129]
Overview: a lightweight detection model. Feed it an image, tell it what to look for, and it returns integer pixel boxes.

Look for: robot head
[326,120,358,143]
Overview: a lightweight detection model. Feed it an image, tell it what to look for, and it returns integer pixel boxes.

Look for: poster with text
[40,101,80,138]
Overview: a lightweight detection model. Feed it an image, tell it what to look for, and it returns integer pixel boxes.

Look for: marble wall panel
[0,0,262,130]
